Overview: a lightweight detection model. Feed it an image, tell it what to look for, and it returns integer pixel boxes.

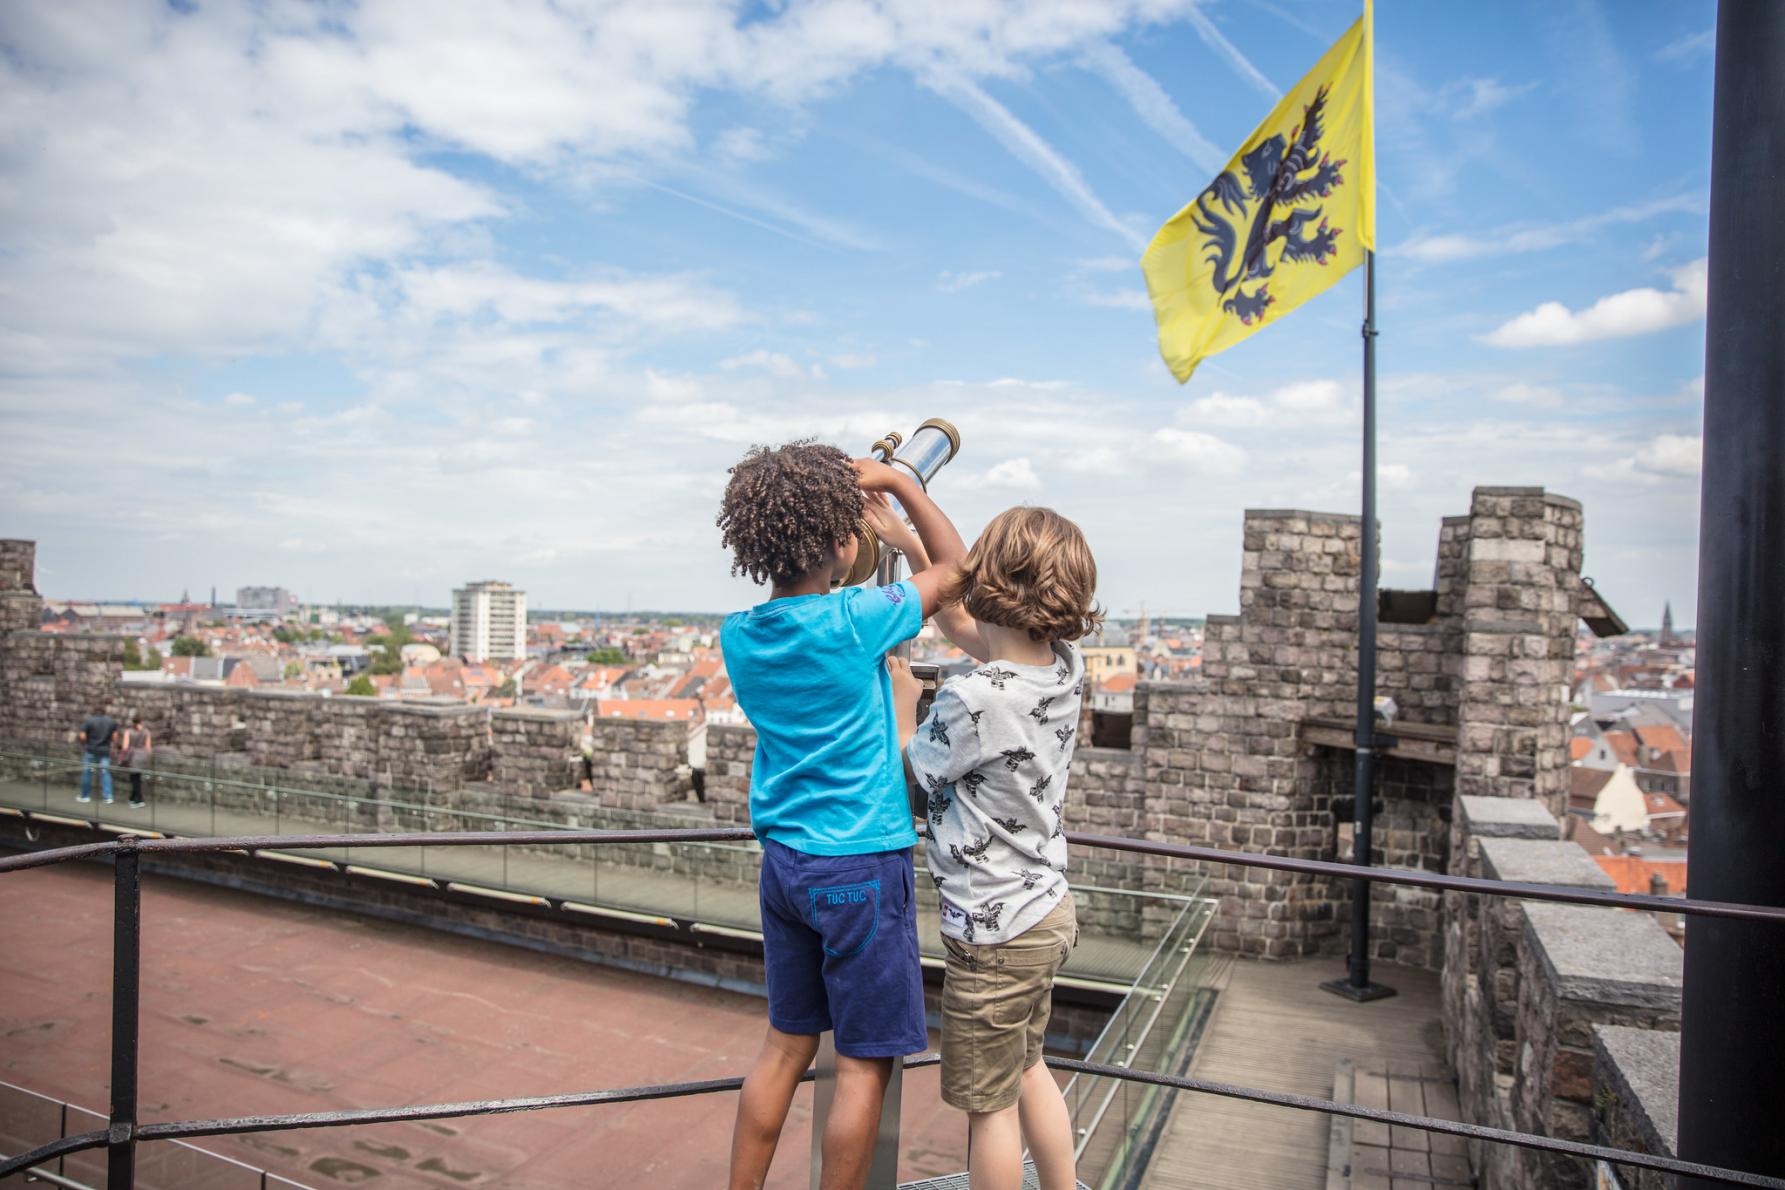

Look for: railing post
[108,840,142,1189]
[1679,3,1785,1185]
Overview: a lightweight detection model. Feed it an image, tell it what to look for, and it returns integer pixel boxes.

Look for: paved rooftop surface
[0,862,976,1188]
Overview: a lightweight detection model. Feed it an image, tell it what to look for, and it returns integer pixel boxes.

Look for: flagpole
[1325,249,1394,1002]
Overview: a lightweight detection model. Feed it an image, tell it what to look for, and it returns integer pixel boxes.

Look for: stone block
[1521,903,1683,1010]
[1591,1026,1679,1190]
[1478,837,1615,890]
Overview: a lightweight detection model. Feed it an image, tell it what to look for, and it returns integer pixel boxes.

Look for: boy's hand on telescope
[864,492,922,558]
[887,656,922,730]
[852,458,905,493]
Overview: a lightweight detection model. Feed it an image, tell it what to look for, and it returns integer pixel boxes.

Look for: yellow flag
[1142,4,1375,382]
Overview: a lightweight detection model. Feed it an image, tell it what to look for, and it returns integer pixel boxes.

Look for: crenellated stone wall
[0,484,1595,969]
[1442,795,1683,1190]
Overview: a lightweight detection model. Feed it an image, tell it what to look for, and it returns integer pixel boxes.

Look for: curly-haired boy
[717,439,967,1190]
[891,505,1102,1190]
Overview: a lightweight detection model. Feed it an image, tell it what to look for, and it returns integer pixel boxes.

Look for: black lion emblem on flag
[1192,85,1347,325]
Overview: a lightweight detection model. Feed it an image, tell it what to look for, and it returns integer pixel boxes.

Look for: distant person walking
[119,717,152,809]
[76,705,116,804]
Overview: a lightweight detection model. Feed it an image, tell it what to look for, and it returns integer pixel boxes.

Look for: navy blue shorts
[758,839,928,1059]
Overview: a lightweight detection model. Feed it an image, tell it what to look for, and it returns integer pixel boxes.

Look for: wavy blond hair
[948,506,1103,642]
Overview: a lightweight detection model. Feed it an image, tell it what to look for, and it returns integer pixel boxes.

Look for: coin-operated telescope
[841,417,962,589]
[842,418,960,681]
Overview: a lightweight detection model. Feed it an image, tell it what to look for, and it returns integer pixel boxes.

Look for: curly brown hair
[948,506,1103,642]
[717,440,864,587]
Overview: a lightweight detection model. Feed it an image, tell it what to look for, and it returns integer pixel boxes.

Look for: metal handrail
[3,822,1783,1186]
[2,826,1778,925]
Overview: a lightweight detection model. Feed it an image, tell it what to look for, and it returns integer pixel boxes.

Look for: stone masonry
[0,488,1598,962]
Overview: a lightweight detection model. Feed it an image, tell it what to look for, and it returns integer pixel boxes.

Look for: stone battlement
[0,483,1594,961]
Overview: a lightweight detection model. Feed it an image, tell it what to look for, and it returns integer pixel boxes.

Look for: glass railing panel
[53,1103,108,1189]
[0,1081,64,1171]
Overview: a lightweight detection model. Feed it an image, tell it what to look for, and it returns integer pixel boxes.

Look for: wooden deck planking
[1144,957,1451,1190]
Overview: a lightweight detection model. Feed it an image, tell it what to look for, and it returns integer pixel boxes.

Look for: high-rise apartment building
[236,586,298,616]
[451,581,526,661]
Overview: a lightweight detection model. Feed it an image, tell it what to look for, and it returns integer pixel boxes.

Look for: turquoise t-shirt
[721,580,923,856]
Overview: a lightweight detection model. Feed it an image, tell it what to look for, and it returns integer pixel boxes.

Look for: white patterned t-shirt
[906,641,1083,945]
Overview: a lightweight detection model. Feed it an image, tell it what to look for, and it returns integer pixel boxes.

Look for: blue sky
[0,0,1714,624]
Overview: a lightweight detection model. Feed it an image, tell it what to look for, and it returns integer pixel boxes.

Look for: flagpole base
[1320,977,1397,1003]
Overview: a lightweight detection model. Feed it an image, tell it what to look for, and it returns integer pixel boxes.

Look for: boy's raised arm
[854,459,965,619]
[864,494,991,663]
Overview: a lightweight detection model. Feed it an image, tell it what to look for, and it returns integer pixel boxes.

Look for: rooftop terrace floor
[1148,957,1462,1190]
[0,862,980,1188]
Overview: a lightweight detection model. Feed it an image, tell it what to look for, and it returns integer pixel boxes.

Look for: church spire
[1660,601,1675,646]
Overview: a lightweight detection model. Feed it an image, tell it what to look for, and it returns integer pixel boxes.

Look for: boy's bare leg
[729,1026,820,1190]
[967,1104,1026,1190]
[820,1054,895,1190]
[1017,1059,1078,1190]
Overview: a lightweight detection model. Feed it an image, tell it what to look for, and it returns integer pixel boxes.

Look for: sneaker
[76,795,91,803]
[102,798,114,805]
[129,801,146,809]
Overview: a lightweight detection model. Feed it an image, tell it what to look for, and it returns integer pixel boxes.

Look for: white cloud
[1347,463,1415,490]
[1482,258,1707,348]
[1079,42,1225,175]
[718,349,821,381]
[1584,434,1702,484]
[1082,289,1152,311]
[1058,446,1127,475]
[645,370,704,402]
[1655,28,1715,64]
[938,270,1002,293]
[1396,195,1704,264]
[714,126,773,162]
[223,392,256,407]
[1489,383,1564,408]
[1186,393,1267,427]
[928,73,1146,251]
[1150,428,1247,475]
[828,353,878,369]
[965,458,1043,492]
[1444,77,1537,120]
[1637,435,1703,476]
[492,417,536,437]
[1182,4,1279,101]
[397,264,747,331]
[1183,379,1353,428]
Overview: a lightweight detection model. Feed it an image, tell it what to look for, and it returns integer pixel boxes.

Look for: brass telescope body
[840,417,961,589]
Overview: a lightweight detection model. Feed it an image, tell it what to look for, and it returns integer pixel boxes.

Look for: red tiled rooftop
[1594,855,1688,897]
[596,698,703,721]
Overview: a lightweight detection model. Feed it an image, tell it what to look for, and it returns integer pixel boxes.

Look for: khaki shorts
[939,894,1079,1113]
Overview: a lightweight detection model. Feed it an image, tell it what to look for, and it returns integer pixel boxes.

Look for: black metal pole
[1678,3,1785,1185]
[108,841,142,1188]
[1325,250,1393,1002]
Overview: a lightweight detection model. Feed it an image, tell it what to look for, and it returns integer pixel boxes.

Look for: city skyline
[0,1,1714,622]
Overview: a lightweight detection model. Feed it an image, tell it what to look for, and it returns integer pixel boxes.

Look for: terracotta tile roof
[1569,766,1614,806]
[1569,737,1594,762]
[595,698,703,721]
[1101,672,1138,693]
[1600,730,1641,768]
[1642,791,1686,819]
[1565,814,1618,856]
[1632,723,1687,757]
[1594,856,1687,897]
